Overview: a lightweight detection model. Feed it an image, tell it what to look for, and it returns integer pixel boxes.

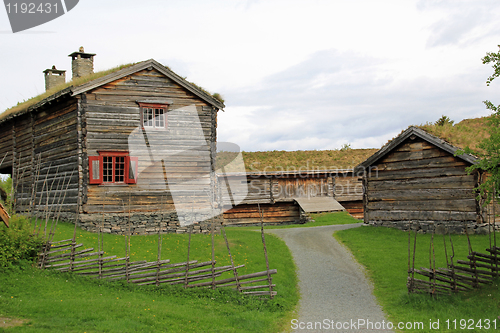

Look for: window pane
[103,156,113,182]
[155,108,164,128]
[144,108,154,127]
[115,156,125,183]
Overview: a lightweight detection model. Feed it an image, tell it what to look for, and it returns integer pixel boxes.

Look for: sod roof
[0,59,225,125]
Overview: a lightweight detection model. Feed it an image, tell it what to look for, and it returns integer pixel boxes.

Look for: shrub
[0,215,44,268]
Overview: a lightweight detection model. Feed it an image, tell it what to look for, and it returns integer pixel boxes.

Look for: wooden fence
[38,237,276,296]
[407,217,499,295]
[1,155,278,298]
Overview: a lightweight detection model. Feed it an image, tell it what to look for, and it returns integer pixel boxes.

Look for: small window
[140,103,167,129]
[89,152,138,185]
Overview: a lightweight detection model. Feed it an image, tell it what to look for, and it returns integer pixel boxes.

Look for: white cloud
[1,0,499,153]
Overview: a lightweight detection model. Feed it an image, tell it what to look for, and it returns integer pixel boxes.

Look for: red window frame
[89,151,138,185]
[139,103,167,129]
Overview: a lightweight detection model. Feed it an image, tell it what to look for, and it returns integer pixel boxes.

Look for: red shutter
[126,156,138,184]
[88,156,103,184]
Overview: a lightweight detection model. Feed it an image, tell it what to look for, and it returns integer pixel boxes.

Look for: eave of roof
[355,126,478,171]
[0,87,73,125]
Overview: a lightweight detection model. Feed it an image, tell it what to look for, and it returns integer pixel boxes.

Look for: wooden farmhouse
[356,126,485,233]
[219,169,364,225]
[0,48,224,234]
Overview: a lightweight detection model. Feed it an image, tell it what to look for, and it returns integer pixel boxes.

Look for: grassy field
[0,220,298,332]
[335,226,500,333]
[4,211,500,332]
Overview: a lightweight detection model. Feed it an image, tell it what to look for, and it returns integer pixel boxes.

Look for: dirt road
[267,224,393,333]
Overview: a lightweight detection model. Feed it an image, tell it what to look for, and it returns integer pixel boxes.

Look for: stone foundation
[367,220,496,235]
[78,211,223,235]
[28,210,223,235]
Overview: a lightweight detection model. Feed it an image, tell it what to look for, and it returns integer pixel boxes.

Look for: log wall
[80,68,218,232]
[223,202,303,226]
[364,137,478,230]
[219,171,364,224]
[0,120,13,173]
[16,98,79,214]
[0,97,80,216]
[273,176,333,201]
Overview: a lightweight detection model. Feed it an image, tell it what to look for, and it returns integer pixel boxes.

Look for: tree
[458,45,500,203]
[435,115,454,126]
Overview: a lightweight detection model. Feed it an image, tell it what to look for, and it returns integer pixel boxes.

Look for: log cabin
[356,126,484,233]
[219,169,364,226]
[0,48,224,234]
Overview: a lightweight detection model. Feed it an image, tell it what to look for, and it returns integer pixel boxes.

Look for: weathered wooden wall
[273,176,333,201]
[219,170,364,224]
[223,202,302,225]
[0,97,80,215]
[0,120,13,173]
[364,137,478,227]
[16,98,79,214]
[12,115,33,211]
[82,68,217,217]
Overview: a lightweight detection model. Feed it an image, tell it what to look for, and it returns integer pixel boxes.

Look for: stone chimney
[43,65,66,91]
[68,46,96,79]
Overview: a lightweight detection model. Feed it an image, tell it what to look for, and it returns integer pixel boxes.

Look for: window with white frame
[140,103,167,129]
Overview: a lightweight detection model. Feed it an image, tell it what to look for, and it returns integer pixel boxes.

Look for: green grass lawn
[0,220,298,332]
[335,226,500,333]
[308,211,361,226]
[239,211,361,231]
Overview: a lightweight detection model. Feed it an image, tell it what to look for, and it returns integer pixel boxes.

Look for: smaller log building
[219,169,364,226]
[356,126,483,233]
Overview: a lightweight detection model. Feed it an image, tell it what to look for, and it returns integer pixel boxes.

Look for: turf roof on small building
[355,125,479,172]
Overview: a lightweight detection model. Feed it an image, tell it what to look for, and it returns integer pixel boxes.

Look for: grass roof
[231,116,492,173]
[0,61,225,123]
[416,116,490,154]
[0,63,137,123]
[218,148,378,172]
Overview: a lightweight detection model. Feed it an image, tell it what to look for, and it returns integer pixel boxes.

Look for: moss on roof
[0,61,225,123]
[416,116,490,154]
[0,63,137,122]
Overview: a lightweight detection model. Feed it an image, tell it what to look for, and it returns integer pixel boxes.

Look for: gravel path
[267,224,393,333]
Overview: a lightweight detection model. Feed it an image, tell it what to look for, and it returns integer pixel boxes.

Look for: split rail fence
[407,204,499,295]
[38,237,276,296]
[3,154,278,298]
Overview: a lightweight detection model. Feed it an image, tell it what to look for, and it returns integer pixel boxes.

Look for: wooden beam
[0,202,10,227]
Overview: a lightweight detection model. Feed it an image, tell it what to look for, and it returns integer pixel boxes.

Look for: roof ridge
[0,59,225,124]
[355,125,478,170]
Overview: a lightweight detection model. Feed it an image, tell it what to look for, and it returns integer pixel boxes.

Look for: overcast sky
[1,0,499,152]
